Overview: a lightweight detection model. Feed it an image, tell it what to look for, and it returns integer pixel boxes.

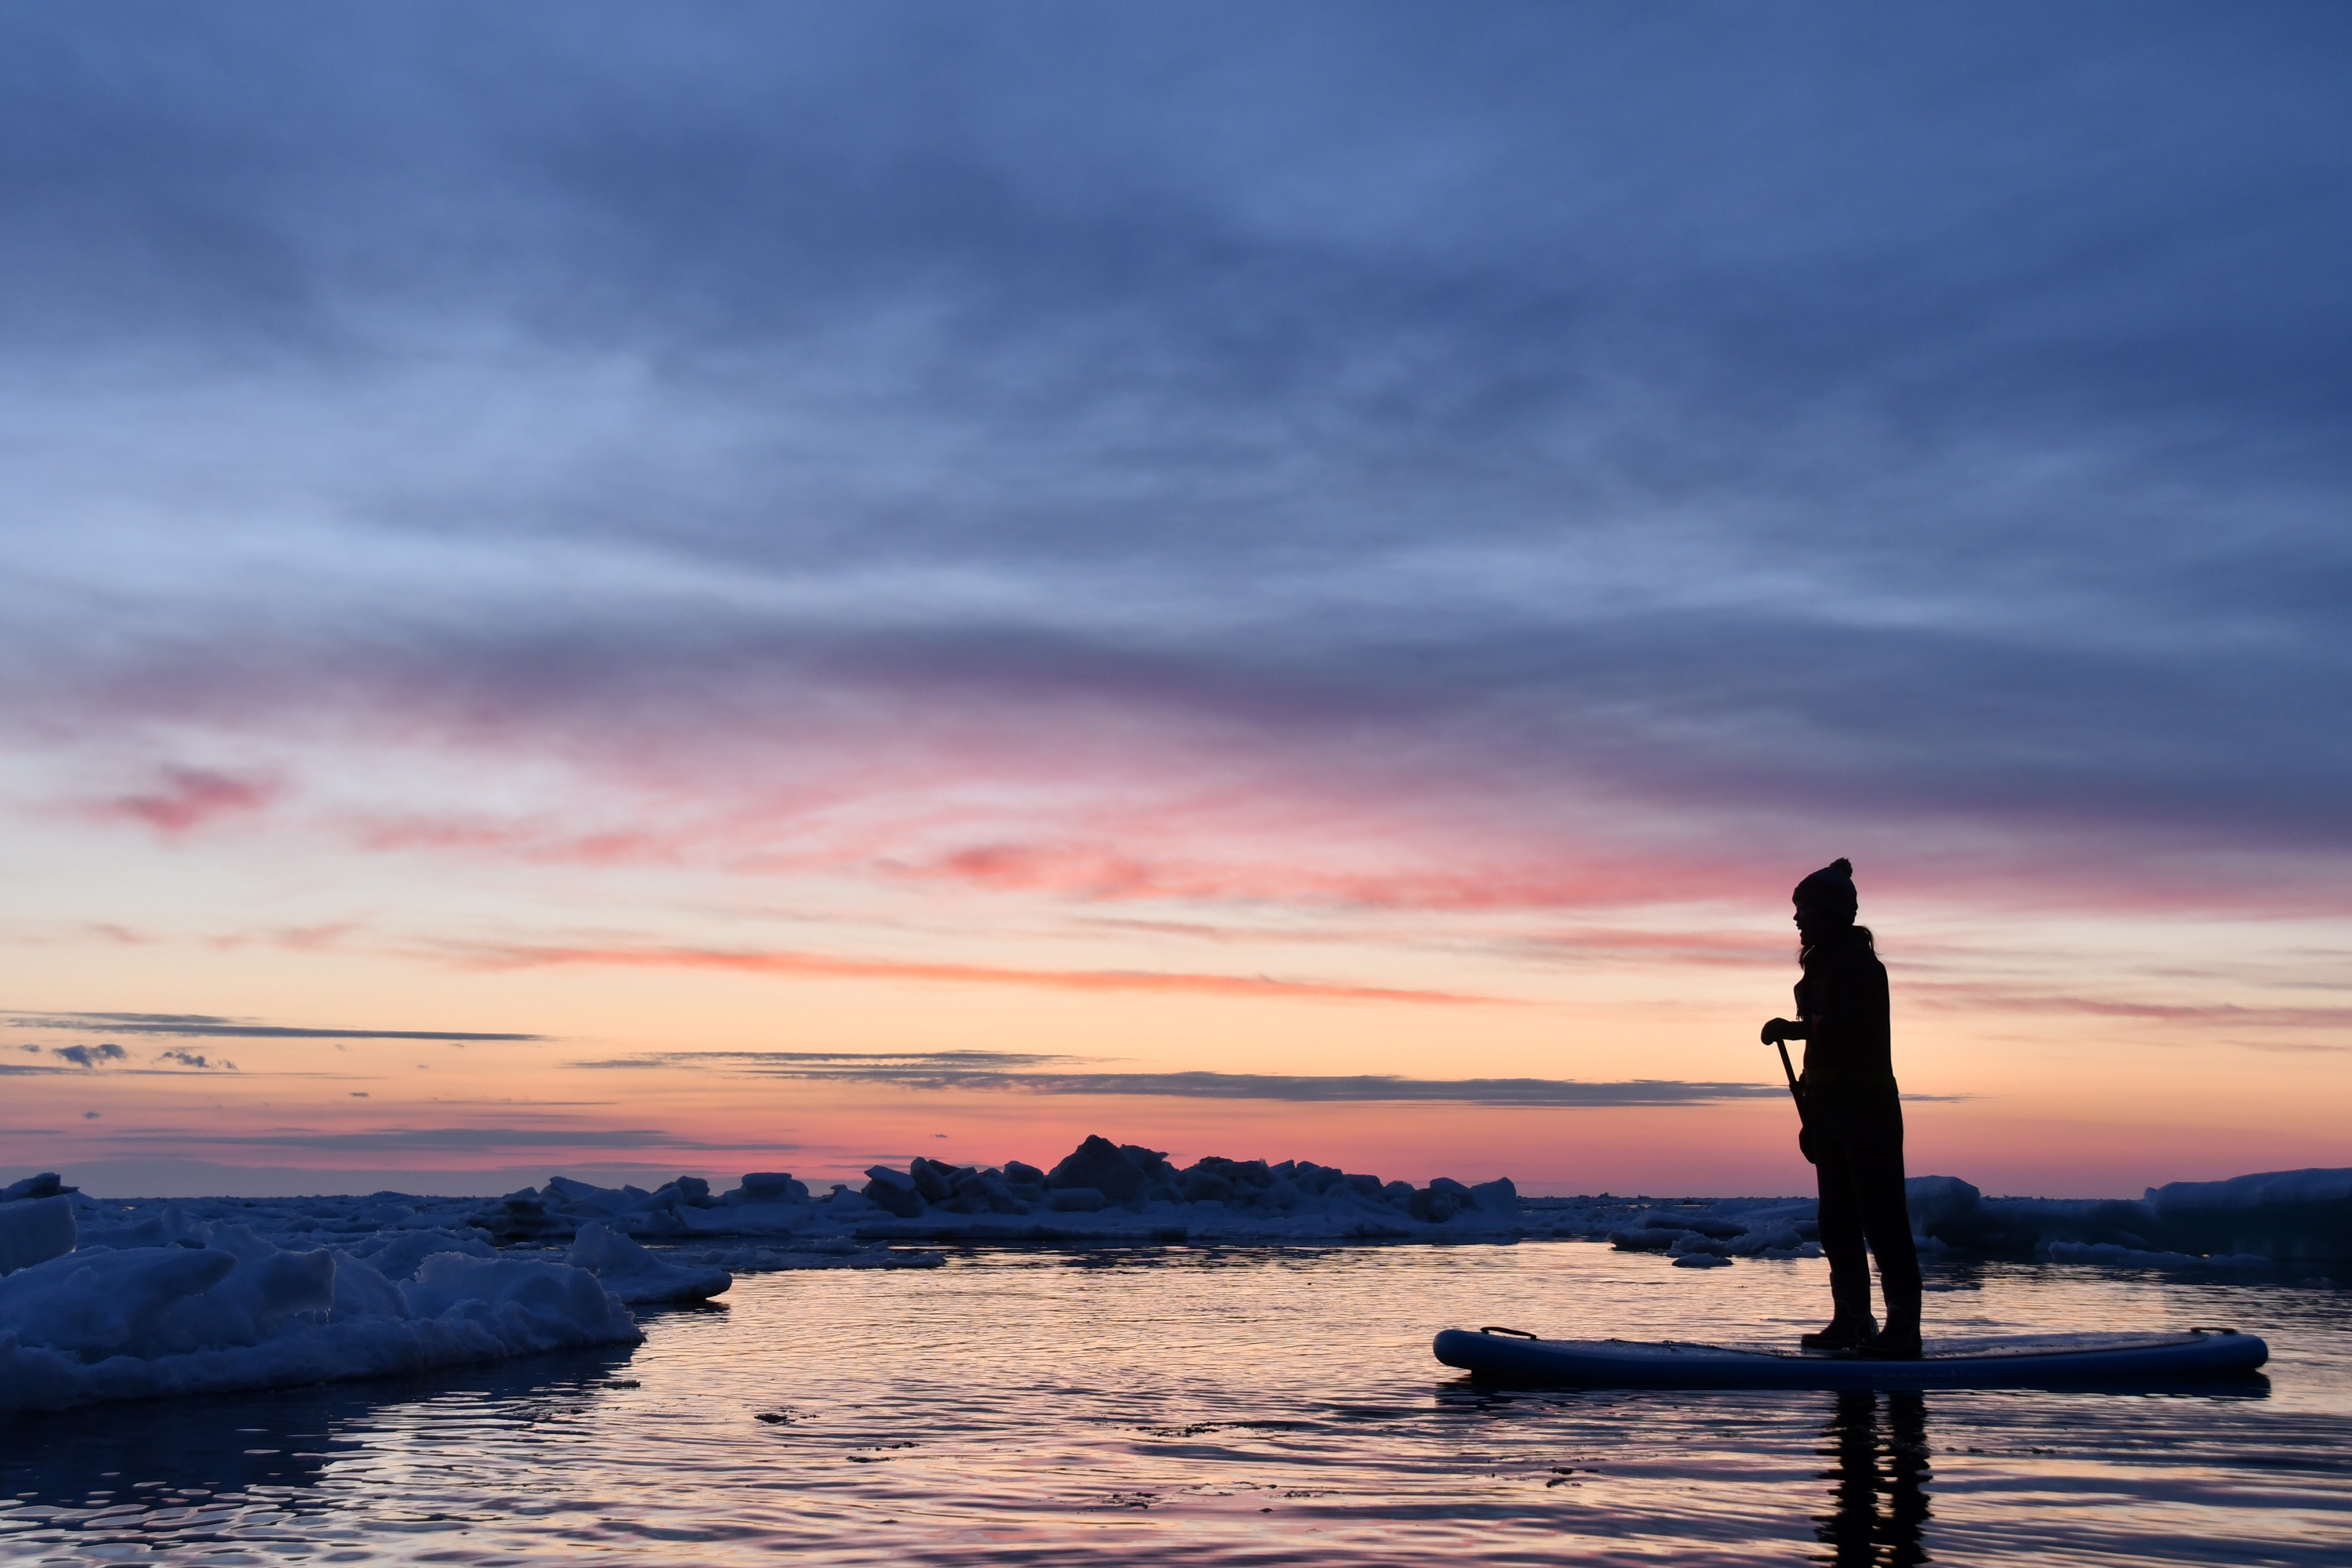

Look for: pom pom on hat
[1793,858,1857,910]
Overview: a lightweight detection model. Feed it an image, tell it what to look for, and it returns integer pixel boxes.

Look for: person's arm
[1760,1016,1808,1044]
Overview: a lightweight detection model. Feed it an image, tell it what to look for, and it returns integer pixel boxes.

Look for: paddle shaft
[1776,1040,1818,1163]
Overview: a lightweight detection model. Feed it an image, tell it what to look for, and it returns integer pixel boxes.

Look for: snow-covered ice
[2044,1241,2271,1269]
[0,1194,642,1414]
[2147,1168,2352,1263]
[570,1222,732,1304]
[463,1136,1535,1262]
[0,1194,76,1276]
[1584,1171,2350,1272]
[5,1145,2343,1410]
[1899,1172,2352,1267]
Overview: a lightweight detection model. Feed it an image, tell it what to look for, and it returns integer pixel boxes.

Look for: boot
[1856,1292,1922,1361]
[1855,1323,1921,1360]
[1802,1272,1878,1352]
[1801,1312,1878,1352]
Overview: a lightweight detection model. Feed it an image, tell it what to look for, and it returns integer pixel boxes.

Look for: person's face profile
[1794,900,1843,946]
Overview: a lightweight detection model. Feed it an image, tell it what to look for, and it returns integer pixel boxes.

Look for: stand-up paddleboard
[1433,1326,2267,1390]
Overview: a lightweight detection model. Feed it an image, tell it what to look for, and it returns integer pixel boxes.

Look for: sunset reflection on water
[2,1243,2344,1565]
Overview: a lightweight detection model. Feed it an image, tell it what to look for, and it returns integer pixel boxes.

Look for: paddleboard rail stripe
[1431,1325,2269,1389]
[1472,1327,2247,1359]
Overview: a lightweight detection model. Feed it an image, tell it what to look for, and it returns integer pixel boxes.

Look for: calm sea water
[3,1243,2347,1565]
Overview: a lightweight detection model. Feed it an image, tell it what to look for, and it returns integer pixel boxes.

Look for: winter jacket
[1795,929,1893,1090]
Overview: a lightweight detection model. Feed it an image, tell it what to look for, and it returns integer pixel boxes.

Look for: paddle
[1776,1040,1818,1164]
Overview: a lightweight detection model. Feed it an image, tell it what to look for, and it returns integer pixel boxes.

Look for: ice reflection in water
[2,1243,2346,1564]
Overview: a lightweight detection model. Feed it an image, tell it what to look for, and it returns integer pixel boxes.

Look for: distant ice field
[2,1154,2343,1417]
[3,1244,2346,1566]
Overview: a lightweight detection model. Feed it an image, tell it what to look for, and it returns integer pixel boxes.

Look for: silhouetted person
[1762,858,1924,1359]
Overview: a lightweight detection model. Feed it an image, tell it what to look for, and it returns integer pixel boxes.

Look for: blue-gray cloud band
[1,3,2345,871]
[92,1126,740,1153]
[10,1013,540,1042]
[574,1051,1782,1105]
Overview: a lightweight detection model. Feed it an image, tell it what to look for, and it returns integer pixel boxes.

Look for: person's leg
[1806,1116,1875,1348]
[1848,1087,1922,1359]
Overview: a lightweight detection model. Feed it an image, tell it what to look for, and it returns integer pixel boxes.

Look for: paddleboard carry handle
[1479,1326,1540,1339]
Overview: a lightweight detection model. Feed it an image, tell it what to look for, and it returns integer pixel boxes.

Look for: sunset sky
[4,3,2347,1199]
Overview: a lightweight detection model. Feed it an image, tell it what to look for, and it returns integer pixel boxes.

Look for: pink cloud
[89,766,282,835]
[51,655,2352,927]
[1904,981,2352,1032]
[350,812,685,866]
[434,938,1500,1005]
[880,837,1719,912]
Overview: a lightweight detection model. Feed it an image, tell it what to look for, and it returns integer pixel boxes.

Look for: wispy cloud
[441,942,1498,1005]
[1904,985,2352,1032]
[154,1047,238,1071]
[1,6,2343,924]
[93,1125,739,1153]
[53,1042,129,1069]
[10,1012,541,1042]
[84,766,281,835]
[572,1050,1778,1105]
[1507,927,1795,969]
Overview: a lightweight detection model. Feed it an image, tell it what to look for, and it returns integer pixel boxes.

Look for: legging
[1809,1081,1922,1321]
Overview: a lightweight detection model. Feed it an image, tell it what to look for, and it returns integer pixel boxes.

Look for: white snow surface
[0,1202,641,1414]
[0,1195,76,1276]
[569,1222,732,1304]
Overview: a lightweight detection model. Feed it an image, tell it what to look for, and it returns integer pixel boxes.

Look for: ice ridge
[0,1200,643,1414]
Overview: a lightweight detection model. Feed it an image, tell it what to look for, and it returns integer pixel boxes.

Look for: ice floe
[0,1194,77,1276]
[5,1146,2342,1410]
[1584,1171,2352,1271]
[2043,1241,2271,1270]
[569,1222,732,1304]
[1902,1172,2352,1266]
[2146,1168,2352,1264]
[0,1192,642,1414]
[459,1134,1532,1257]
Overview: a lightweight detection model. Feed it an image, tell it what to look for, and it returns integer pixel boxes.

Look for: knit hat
[1793,857,1857,912]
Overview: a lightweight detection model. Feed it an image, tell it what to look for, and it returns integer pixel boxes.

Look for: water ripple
[2,1246,2347,1564]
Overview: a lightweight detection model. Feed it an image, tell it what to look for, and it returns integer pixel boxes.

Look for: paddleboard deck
[1432,1326,2267,1390]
